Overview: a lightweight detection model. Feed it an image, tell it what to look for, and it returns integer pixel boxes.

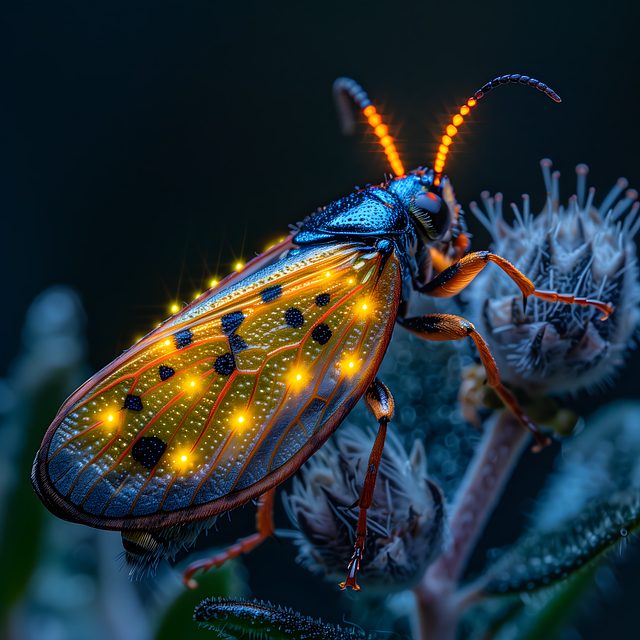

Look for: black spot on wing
[315,293,330,306]
[174,330,193,349]
[261,284,282,303]
[221,311,245,334]
[229,333,248,352]
[131,436,167,469]
[312,323,332,345]
[285,307,304,328]
[159,365,175,381]
[214,352,236,375]
[123,394,144,411]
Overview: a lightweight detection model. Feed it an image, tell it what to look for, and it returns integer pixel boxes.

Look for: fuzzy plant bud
[283,423,445,593]
[465,159,640,395]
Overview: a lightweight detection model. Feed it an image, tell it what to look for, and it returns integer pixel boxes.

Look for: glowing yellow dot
[349,362,354,368]
[326,272,331,277]
[452,114,464,127]
[460,105,470,115]
[181,455,187,462]
[238,416,244,423]
[362,304,368,310]
[171,305,179,313]
[194,292,200,299]
[236,263,243,271]
[165,340,170,346]
[108,415,113,422]
[211,279,218,287]
[190,381,195,387]
[349,279,353,283]
[296,374,302,381]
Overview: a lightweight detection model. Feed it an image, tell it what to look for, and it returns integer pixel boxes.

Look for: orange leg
[420,251,612,320]
[340,379,394,591]
[397,314,551,451]
[429,232,471,274]
[182,487,276,589]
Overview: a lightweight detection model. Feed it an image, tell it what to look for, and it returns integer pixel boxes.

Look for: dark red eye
[414,192,452,240]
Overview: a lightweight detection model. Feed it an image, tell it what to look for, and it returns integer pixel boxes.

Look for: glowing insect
[32,74,612,592]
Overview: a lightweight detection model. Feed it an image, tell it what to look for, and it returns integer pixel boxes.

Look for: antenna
[333,77,405,177]
[434,74,562,180]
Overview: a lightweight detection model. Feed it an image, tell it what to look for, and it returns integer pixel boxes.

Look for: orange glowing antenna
[433,74,562,180]
[333,77,405,177]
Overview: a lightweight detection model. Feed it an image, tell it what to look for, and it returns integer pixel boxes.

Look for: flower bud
[466,160,640,394]
[283,423,445,593]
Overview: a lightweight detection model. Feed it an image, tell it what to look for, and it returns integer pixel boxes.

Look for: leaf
[193,598,371,640]
[483,489,640,595]
[154,559,247,640]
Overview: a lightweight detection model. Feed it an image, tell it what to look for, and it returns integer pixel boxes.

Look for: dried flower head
[466,159,640,394]
[283,423,445,593]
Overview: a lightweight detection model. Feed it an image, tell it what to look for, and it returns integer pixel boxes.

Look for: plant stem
[413,411,529,640]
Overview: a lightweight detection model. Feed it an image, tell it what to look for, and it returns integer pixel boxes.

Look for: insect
[32,74,612,592]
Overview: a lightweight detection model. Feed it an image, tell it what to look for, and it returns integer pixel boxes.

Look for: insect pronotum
[32,74,612,591]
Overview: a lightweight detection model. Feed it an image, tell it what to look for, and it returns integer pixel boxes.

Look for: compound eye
[413,192,452,240]
[419,172,434,187]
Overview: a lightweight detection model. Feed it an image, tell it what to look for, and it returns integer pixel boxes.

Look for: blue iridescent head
[292,167,459,251]
[388,169,457,242]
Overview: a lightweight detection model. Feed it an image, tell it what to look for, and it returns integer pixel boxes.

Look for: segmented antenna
[434,74,562,179]
[333,77,405,177]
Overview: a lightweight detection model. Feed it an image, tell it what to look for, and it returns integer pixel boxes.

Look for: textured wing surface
[37,242,400,526]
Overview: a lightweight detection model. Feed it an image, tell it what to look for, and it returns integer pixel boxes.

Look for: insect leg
[182,487,276,589]
[419,251,613,320]
[340,378,394,591]
[428,231,471,275]
[396,313,551,451]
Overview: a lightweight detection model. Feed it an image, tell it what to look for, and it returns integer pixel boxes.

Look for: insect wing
[33,242,400,530]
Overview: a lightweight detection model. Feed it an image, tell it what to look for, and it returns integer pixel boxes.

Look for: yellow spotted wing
[32,241,401,530]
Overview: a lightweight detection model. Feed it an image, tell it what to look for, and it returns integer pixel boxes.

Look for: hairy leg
[397,313,550,450]
[183,487,276,589]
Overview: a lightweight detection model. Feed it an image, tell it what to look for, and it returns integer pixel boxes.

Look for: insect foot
[466,160,640,397]
[283,421,446,594]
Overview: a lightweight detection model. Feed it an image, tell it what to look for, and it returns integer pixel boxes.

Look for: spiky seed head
[283,423,446,593]
[466,160,640,395]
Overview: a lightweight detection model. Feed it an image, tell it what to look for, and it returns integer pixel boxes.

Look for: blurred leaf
[461,565,597,640]
[0,287,87,625]
[154,560,247,640]
[0,372,82,623]
[483,489,640,595]
[531,400,640,531]
[459,490,639,639]
[517,562,598,640]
